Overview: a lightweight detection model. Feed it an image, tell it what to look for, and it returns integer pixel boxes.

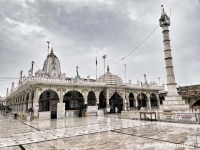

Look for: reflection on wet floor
[0,114,199,150]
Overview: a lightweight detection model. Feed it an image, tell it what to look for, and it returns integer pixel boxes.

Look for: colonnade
[6,86,161,118]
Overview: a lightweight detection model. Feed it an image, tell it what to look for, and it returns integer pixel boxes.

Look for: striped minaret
[159,8,179,96]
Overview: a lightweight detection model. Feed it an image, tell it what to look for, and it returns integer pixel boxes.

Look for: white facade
[4,48,164,118]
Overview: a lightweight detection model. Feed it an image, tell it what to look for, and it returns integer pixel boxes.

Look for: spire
[51,47,53,53]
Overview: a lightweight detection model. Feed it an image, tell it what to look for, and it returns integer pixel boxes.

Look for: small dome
[98,66,124,85]
[43,47,62,78]
[74,74,81,81]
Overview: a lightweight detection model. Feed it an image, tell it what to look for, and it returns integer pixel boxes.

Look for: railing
[6,76,164,97]
[129,84,164,90]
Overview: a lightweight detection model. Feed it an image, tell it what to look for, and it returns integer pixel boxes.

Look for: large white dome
[98,66,124,85]
[43,48,62,78]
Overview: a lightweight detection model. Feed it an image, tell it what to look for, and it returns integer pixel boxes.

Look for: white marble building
[4,47,164,119]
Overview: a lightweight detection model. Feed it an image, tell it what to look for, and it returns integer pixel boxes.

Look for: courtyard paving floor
[0,113,199,150]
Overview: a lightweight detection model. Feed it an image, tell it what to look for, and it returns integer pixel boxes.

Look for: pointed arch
[129,92,135,108]
[99,90,106,109]
[39,89,59,112]
[137,93,147,107]
[109,92,123,113]
[87,91,96,106]
[63,90,84,110]
[150,93,158,108]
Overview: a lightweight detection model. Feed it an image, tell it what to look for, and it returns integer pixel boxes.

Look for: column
[59,88,63,103]
[83,90,88,105]
[127,96,130,111]
[33,87,39,119]
[147,96,151,110]
[96,97,99,110]
[28,92,32,109]
[156,94,161,109]
[134,94,138,108]
[123,98,126,111]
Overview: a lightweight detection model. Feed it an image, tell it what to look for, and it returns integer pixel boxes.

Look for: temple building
[4,47,164,119]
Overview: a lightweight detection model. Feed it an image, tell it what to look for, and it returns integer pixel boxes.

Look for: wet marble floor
[0,114,199,150]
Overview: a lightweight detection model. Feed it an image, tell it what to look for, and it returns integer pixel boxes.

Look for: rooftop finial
[144,74,147,83]
[76,66,79,75]
[51,47,53,53]
[51,42,53,53]
[47,41,50,55]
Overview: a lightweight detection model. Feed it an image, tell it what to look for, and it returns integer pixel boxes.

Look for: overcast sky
[0,0,200,97]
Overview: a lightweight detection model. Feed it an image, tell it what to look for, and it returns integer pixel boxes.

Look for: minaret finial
[161,4,164,11]
[107,65,109,72]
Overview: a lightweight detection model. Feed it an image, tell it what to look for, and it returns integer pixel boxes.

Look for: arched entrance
[150,93,158,108]
[109,92,123,113]
[63,90,84,110]
[87,91,96,106]
[39,90,59,112]
[137,93,147,108]
[99,90,106,109]
[129,93,135,109]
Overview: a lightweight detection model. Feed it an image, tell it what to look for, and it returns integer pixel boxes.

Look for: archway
[109,92,123,113]
[150,93,158,108]
[129,93,135,109]
[137,93,147,108]
[99,90,106,109]
[87,91,96,106]
[39,90,59,112]
[63,90,84,110]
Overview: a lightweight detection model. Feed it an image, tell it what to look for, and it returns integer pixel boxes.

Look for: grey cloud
[0,0,200,96]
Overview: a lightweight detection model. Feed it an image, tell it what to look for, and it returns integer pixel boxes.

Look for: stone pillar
[134,94,138,108]
[83,90,88,105]
[28,92,32,109]
[33,87,39,119]
[147,96,151,110]
[23,102,26,113]
[59,88,63,103]
[123,98,126,111]
[96,97,99,110]
[126,96,130,111]
[95,91,100,110]
[156,94,161,109]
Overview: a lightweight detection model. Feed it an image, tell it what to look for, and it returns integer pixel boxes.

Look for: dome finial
[51,47,53,53]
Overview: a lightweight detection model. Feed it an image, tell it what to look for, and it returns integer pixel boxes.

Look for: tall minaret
[159,7,188,111]
[159,7,179,97]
